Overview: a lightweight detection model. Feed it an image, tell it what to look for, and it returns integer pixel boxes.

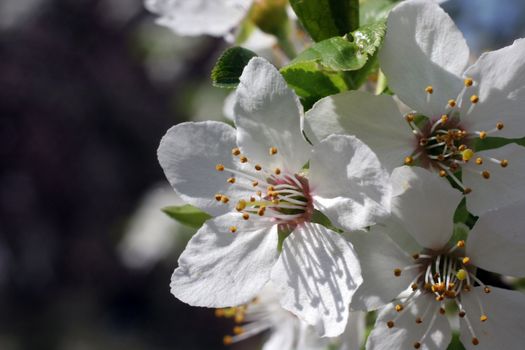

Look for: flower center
[403,79,508,194]
[391,240,491,347]
[215,146,313,233]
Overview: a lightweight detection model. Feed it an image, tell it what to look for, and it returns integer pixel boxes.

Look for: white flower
[145,0,252,38]
[217,283,366,350]
[349,166,525,350]
[304,0,525,215]
[158,57,391,336]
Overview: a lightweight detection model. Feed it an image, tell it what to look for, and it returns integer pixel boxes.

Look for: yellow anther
[223,335,233,346]
[240,156,248,163]
[462,257,471,265]
[412,253,420,260]
[233,326,244,335]
[496,122,504,130]
[425,86,434,94]
[472,337,479,346]
[267,185,275,192]
[457,240,465,248]
[234,313,245,323]
[242,213,250,220]
[456,269,468,281]
[439,307,446,314]
[484,286,491,294]
[464,285,472,292]
[439,170,447,177]
[448,99,456,107]
[269,147,278,155]
[411,283,419,291]
[415,317,423,324]
[436,295,445,302]
[462,148,475,162]
[404,156,414,166]
[215,309,225,317]
[458,144,467,152]
[236,200,246,212]
[464,78,473,87]
[256,190,262,197]
[252,181,259,187]
[215,194,223,202]
[500,159,509,168]
[475,157,483,165]
[254,164,262,171]
[387,320,395,328]
[405,114,415,122]
[448,282,456,290]
[229,226,237,233]
[216,164,225,171]
[257,206,266,216]
[232,148,241,156]
[419,138,428,146]
[470,95,479,104]
[221,196,230,204]
[272,199,280,205]
[414,341,421,349]
[463,187,472,194]
[250,196,256,202]
[480,315,488,322]
[395,304,404,312]
[479,131,487,139]
[227,177,236,184]
[459,310,466,318]
[441,114,449,123]
[394,268,402,277]
[274,168,281,175]
[445,290,457,298]
[482,170,490,179]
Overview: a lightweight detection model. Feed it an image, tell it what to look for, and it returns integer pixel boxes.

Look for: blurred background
[1,0,524,349]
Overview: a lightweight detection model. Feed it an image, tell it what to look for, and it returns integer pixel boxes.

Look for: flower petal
[262,319,296,350]
[170,213,278,307]
[460,39,525,138]
[391,166,462,250]
[349,230,418,312]
[459,287,525,350]
[367,293,452,350]
[158,121,250,216]
[379,0,469,117]
[310,134,392,231]
[467,200,525,278]
[339,311,366,350]
[304,91,414,173]
[145,0,251,37]
[234,57,311,172]
[271,223,362,337]
[463,143,525,215]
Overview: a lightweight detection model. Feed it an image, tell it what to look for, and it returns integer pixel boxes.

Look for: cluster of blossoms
[153,0,525,349]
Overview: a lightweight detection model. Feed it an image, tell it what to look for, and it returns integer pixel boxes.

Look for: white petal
[339,311,366,350]
[234,57,311,172]
[262,320,296,350]
[271,223,362,337]
[463,143,525,215]
[379,0,469,117]
[304,91,414,173]
[467,200,525,277]
[158,121,250,216]
[459,287,525,350]
[349,230,418,312]
[145,0,251,37]
[295,322,331,350]
[460,39,525,138]
[170,213,278,307]
[391,166,462,250]
[310,134,392,231]
[367,293,452,350]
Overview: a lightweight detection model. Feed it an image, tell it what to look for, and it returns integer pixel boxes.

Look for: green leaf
[360,0,398,25]
[290,0,359,42]
[162,205,212,229]
[211,47,257,88]
[280,21,386,109]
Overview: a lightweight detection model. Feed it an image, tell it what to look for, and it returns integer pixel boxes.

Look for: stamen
[236,200,246,212]
[496,122,504,130]
[223,335,233,345]
[478,131,487,139]
[274,168,281,175]
[475,157,483,165]
[216,164,225,171]
[470,95,479,104]
[404,156,414,165]
[481,171,490,180]
[464,78,473,87]
[221,196,230,204]
[229,226,237,233]
[227,177,236,184]
[448,99,456,108]
[232,148,241,156]
[239,156,248,163]
[242,213,250,220]
[425,86,434,94]
[254,164,262,171]
[269,147,278,155]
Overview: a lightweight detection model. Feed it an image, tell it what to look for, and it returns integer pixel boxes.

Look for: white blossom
[304,0,525,215]
[158,57,391,336]
[349,166,525,350]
